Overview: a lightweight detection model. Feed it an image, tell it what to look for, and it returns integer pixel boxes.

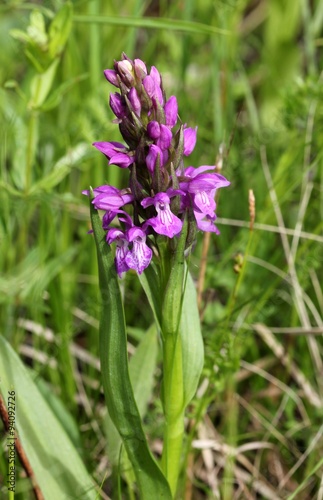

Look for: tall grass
[1,0,323,498]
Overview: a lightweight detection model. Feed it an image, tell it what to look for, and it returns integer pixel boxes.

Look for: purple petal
[92,192,124,211]
[156,124,172,150]
[181,166,196,177]
[103,69,119,87]
[146,145,163,174]
[125,227,152,274]
[93,141,125,157]
[143,192,183,238]
[147,121,161,140]
[134,59,147,79]
[150,66,161,87]
[128,87,141,116]
[102,211,118,229]
[106,228,130,277]
[184,165,214,177]
[193,191,216,216]
[183,127,197,156]
[141,195,155,208]
[91,185,133,211]
[92,185,120,195]
[143,75,155,98]
[107,228,126,244]
[146,212,182,238]
[188,174,230,192]
[110,93,126,118]
[164,96,178,127]
[148,67,164,104]
[166,188,186,198]
[118,211,134,228]
[195,212,220,234]
[109,153,134,168]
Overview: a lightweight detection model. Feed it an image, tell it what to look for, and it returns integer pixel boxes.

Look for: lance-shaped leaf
[180,269,204,406]
[0,336,96,500]
[90,199,171,499]
[105,323,159,468]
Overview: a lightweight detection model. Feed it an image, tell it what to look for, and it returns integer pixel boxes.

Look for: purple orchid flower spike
[125,227,153,274]
[86,54,231,278]
[93,141,134,168]
[141,190,184,238]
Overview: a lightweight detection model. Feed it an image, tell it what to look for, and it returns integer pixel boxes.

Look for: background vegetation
[1,0,323,498]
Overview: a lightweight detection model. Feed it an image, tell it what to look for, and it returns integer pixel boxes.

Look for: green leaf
[180,270,204,406]
[162,217,188,338]
[73,14,230,36]
[129,323,159,415]
[29,58,59,109]
[105,324,159,466]
[35,376,82,452]
[49,2,73,59]
[30,142,90,194]
[0,247,78,305]
[140,263,203,407]
[0,336,96,500]
[138,264,162,330]
[90,200,171,499]
[9,29,31,44]
[40,72,89,111]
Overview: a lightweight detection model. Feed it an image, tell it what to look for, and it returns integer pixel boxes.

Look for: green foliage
[0,336,96,499]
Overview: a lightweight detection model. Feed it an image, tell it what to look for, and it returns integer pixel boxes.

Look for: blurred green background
[1,0,323,498]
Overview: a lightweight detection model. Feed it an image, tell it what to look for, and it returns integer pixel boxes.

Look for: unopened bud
[117,59,135,86]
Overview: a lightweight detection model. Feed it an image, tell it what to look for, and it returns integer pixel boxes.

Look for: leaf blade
[0,336,96,500]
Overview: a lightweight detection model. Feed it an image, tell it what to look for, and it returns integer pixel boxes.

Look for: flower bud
[128,87,141,116]
[146,144,162,174]
[183,126,197,156]
[157,124,172,150]
[147,121,160,140]
[143,75,155,98]
[134,59,147,80]
[116,59,135,86]
[110,93,126,118]
[104,69,119,87]
[165,96,178,128]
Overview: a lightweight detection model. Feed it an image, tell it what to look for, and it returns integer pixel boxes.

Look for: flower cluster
[84,53,230,276]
